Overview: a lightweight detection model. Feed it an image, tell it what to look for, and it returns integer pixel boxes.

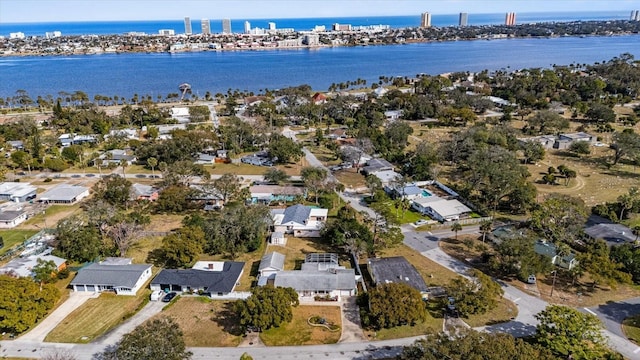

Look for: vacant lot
[623,314,640,344]
[207,163,267,176]
[20,203,83,230]
[333,170,366,189]
[152,297,243,347]
[45,290,150,343]
[0,229,39,255]
[260,305,341,346]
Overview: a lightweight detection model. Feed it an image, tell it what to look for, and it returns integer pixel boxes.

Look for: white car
[414,219,428,226]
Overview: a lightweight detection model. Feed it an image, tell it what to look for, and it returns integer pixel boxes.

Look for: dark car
[162,292,177,302]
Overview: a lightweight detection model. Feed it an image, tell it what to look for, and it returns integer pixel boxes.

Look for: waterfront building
[9,32,25,39]
[313,25,326,32]
[201,19,211,35]
[222,19,232,34]
[505,12,516,26]
[632,10,640,21]
[332,23,351,31]
[184,17,192,35]
[459,12,468,27]
[45,31,61,39]
[303,33,320,46]
[244,21,251,34]
[268,22,276,31]
[420,12,432,28]
[158,29,175,36]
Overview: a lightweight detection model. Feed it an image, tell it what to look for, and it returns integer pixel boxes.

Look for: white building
[71,258,152,296]
[271,204,328,237]
[45,31,62,39]
[9,32,25,39]
[158,29,176,36]
[0,210,27,228]
[0,182,37,202]
[411,197,471,222]
[38,184,89,204]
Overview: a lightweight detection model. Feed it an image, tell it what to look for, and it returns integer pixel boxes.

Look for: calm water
[0,11,632,36]
[1,35,639,100]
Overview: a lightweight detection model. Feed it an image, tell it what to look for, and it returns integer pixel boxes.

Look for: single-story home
[38,184,89,204]
[249,185,305,204]
[7,140,24,150]
[58,133,97,147]
[70,258,152,295]
[99,149,137,166]
[272,253,357,301]
[271,204,328,237]
[0,182,37,202]
[411,197,471,222]
[189,184,225,209]
[150,261,244,297]
[368,256,428,296]
[386,184,426,200]
[170,107,191,123]
[0,253,66,278]
[257,251,286,285]
[131,183,158,201]
[373,169,402,185]
[194,153,216,165]
[584,215,637,244]
[361,158,394,175]
[109,129,138,140]
[0,210,27,228]
[534,240,579,270]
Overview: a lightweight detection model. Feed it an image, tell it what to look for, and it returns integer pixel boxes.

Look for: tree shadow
[145,248,166,267]
[211,301,244,337]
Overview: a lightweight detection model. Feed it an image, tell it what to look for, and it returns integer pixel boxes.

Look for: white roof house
[0,253,66,278]
[171,107,191,123]
[412,197,471,222]
[38,184,89,204]
[0,182,37,202]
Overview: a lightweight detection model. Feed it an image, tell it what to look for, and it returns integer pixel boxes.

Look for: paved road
[585,297,640,338]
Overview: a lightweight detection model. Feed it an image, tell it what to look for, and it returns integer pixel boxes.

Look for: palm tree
[451,222,462,241]
[147,157,158,177]
[119,159,128,177]
[479,220,492,244]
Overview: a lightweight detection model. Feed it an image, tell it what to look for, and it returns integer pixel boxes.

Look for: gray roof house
[150,261,244,297]
[258,252,285,278]
[362,158,394,175]
[271,253,357,301]
[100,149,137,166]
[70,260,152,295]
[38,184,89,204]
[271,204,328,237]
[0,182,37,202]
[0,210,28,228]
[0,253,66,278]
[368,256,428,293]
[584,215,637,244]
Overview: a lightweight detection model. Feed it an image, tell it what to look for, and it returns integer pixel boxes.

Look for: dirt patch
[152,297,243,347]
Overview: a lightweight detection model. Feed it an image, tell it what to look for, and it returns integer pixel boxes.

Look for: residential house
[100,149,137,166]
[361,158,394,175]
[271,204,328,237]
[534,240,578,270]
[519,131,596,150]
[170,107,190,123]
[584,215,637,244]
[272,253,357,301]
[257,251,285,285]
[0,210,27,228]
[311,92,327,104]
[384,110,402,121]
[70,258,152,295]
[58,133,97,147]
[38,184,89,204]
[411,197,471,222]
[0,252,66,278]
[189,184,225,209]
[386,184,426,201]
[194,152,216,165]
[327,128,348,140]
[0,182,37,202]
[7,140,24,150]
[150,261,244,298]
[249,185,305,204]
[131,183,158,201]
[368,256,428,297]
[109,129,138,140]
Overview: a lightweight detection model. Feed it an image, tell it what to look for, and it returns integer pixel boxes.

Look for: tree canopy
[0,275,60,334]
[364,282,427,329]
[446,269,504,317]
[235,286,299,331]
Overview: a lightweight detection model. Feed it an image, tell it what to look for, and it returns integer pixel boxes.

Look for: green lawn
[44,289,151,343]
[623,314,640,344]
[260,305,342,346]
[0,229,39,255]
[368,316,442,341]
[22,203,82,228]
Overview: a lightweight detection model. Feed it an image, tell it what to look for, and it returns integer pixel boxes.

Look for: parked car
[414,219,428,226]
[162,292,177,302]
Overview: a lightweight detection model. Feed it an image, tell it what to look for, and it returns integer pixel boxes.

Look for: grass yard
[127,236,163,264]
[366,316,442,341]
[463,298,518,327]
[0,229,39,255]
[44,289,151,343]
[147,213,184,232]
[333,170,366,189]
[20,203,83,229]
[207,163,267,176]
[153,297,243,347]
[623,314,640,344]
[260,305,342,346]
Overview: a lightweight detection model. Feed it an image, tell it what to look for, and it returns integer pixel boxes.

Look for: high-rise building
[222,19,232,34]
[184,17,192,35]
[631,10,640,21]
[45,31,62,39]
[459,12,468,27]
[505,12,516,26]
[420,12,432,28]
[159,29,175,36]
[201,19,210,35]
[244,21,251,34]
[268,22,276,31]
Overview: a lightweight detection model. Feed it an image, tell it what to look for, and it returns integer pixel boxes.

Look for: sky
[2,0,640,23]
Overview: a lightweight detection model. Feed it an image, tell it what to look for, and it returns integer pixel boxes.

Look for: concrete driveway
[339,296,366,343]
[20,292,99,342]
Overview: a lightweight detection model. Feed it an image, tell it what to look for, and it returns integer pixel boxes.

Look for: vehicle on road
[162,292,177,302]
[414,219,428,226]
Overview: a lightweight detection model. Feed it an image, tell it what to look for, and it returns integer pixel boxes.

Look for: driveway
[93,300,165,345]
[339,296,366,343]
[20,292,99,342]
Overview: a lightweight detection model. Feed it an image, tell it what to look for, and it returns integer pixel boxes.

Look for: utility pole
[550,270,557,297]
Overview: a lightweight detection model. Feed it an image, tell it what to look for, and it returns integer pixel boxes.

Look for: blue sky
[2,0,640,23]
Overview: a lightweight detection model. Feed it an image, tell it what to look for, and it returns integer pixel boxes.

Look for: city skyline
[2,0,640,23]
